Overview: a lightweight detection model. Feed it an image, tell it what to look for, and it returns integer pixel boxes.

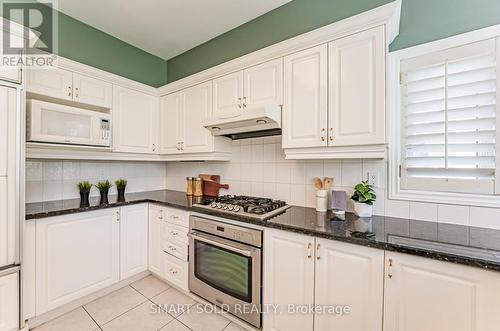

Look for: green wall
[3,2,167,87]
[57,11,167,87]
[166,0,500,83]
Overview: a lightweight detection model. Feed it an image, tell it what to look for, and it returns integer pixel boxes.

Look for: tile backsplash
[165,136,386,216]
[165,136,500,230]
[26,160,167,203]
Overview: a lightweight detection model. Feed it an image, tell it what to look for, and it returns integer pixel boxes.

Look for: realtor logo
[0,0,58,67]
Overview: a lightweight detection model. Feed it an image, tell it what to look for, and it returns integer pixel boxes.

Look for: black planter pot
[99,189,109,205]
[80,191,90,208]
[117,188,126,202]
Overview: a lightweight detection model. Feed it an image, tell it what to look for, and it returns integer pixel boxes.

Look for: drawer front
[163,252,188,291]
[162,240,188,261]
[149,204,166,222]
[164,223,189,245]
[166,208,189,228]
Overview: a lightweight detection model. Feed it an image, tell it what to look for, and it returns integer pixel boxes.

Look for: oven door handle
[188,232,254,257]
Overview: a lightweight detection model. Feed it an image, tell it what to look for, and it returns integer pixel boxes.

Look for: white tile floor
[31,275,248,331]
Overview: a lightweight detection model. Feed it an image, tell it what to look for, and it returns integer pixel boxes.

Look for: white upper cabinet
[160,92,182,154]
[28,68,113,108]
[213,71,244,118]
[35,209,120,315]
[384,252,500,331]
[72,73,112,108]
[314,238,384,331]
[182,82,214,153]
[113,86,158,154]
[243,58,283,109]
[282,44,328,149]
[263,229,315,331]
[328,25,385,146]
[27,67,73,101]
[120,204,148,280]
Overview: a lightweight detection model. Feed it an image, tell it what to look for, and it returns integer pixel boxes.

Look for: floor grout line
[82,305,103,330]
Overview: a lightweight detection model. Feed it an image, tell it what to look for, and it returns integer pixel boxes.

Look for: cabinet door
[213,71,243,119]
[0,272,18,331]
[328,25,385,146]
[263,229,315,331]
[27,67,73,101]
[148,205,163,276]
[72,73,112,108]
[384,252,500,331]
[35,209,120,314]
[181,82,214,153]
[314,239,384,331]
[160,92,182,154]
[113,86,158,154]
[243,58,283,109]
[120,204,148,279]
[282,44,328,148]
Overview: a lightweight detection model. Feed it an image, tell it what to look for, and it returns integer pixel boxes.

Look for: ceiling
[57,0,291,60]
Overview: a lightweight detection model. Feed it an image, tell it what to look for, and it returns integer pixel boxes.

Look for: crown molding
[158,0,401,96]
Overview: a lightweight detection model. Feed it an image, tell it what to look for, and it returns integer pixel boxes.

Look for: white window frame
[389,24,500,208]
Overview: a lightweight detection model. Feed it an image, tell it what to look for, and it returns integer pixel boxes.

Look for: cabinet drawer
[163,252,188,292]
[164,223,189,245]
[166,208,189,228]
[162,240,188,261]
[149,204,166,222]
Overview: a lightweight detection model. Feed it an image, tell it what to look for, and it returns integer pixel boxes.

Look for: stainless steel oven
[188,215,262,328]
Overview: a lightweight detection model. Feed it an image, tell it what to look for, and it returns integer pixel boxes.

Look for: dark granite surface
[26,190,500,271]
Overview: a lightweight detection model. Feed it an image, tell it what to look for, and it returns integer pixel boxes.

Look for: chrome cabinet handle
[169,268,178,275]
[329,128,333,142]
[75,87,79,98]
[67,86,72,97]
[316,243,321,260]
[321,128,326,142]
[170,231,179,236]
[152,143,156,152]
[159,210,164,220]
[171,215,179,220]
[168,245,177,251]
[242,96,247,108]
[388,258,393,279]
[116,210,120,222]
[238,97,242,109]
[307,243,312,259]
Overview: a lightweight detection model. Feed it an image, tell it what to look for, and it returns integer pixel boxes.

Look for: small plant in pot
[95,180,112,205]
[115,179,128,203]
[77,181,92,207]
[351,181,376,217]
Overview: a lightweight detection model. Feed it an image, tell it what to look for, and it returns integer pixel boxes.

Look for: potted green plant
[115,179,128,202]
[351,181,376,217]
[95,180,112,205]
[77,181,92,207]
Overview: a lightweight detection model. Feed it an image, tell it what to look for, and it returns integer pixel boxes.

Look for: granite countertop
[26,190,500,272]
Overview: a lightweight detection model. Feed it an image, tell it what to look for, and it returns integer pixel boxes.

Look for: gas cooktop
[194,195,290,220]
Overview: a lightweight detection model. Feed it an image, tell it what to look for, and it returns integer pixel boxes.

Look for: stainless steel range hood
[203,105,282,140]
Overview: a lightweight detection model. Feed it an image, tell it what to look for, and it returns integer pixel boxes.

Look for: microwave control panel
[100,118,111,146]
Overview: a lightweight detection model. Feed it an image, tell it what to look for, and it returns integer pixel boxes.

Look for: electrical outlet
[367,172,378,187]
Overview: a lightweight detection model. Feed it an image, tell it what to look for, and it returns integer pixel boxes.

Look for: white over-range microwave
[27,100,111,147]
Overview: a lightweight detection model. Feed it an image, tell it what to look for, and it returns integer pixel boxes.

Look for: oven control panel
[190,216,262,248]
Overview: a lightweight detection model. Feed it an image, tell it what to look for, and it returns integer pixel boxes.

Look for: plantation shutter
[400,39,499,195]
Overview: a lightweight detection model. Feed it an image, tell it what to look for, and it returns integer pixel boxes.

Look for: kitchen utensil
[202,179,229,197]
[186,177,194,195]
[193,177,204,197]
[323,177,333,190]
[199,174,221,182]
[313,177,323,190]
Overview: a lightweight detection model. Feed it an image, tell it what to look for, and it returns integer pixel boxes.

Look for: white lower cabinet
[148,204,164,276]
[314,238,384,331]
[120,204,148,279]
[0,272,18,331]
[148,204,189,291]
[263,229,315,331]
[263,229,384,331]
[35,209,120,315]
[383,252,500,331]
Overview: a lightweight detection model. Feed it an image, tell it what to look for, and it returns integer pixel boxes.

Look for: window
[392,36,500,205]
